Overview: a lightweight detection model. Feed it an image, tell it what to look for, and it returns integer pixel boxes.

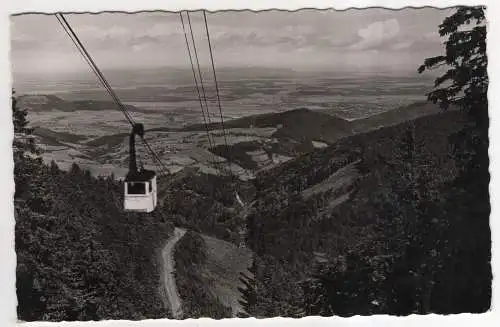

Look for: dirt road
[161,227,186,319]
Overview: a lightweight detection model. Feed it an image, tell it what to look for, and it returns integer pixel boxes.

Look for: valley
[14,69,474,319]
[12,5,490,321]
[16,69,435,181]
[14,83,484,319]
[24,94,445,181]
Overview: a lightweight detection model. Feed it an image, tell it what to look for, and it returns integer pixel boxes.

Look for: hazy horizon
[11,8,454,80]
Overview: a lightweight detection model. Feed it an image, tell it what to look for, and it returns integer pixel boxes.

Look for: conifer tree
[418,5,490,313]
[237,260,257,317]
[13,89,41,199]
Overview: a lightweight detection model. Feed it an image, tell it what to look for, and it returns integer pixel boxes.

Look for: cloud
[132,43,149,52]
[391,41,413,50]
[10,8,455,74]
[348,18,400,50]
[389,31,443,52]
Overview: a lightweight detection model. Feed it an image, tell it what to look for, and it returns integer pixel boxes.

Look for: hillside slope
[205,103,446,171]
[32,127,88,146]
[18,94,147,113]
[182,108,352,143]
[15,159,174,321]
[200,234,253,316]
[350,101,456,133]
[159,170,255,244]
[25,99,447,178]
[173,231,233,319]
[241,109,486,317]
[250,110,466,258]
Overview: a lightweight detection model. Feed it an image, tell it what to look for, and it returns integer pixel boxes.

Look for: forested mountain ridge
[240,108,490,316]
[239,5,490,317]
[205,102,448,172]
[14,94,175,321]
[14,87,256,321]
[24,96,446,179]
[18,94,146,113]
[181,108,352,142]
[157,106,479,318]
[246,109,465,267]
[15,163,176,321]
[158,168,255,244]
[13,5,490,319]
[253,109,464,201]
[350,101,453,133]
[13,88,489,321]
[13,95,490,320]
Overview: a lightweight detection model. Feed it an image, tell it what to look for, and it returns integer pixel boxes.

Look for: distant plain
[14,68,437,178]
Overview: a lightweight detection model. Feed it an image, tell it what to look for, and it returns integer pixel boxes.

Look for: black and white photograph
[10,4,491,322]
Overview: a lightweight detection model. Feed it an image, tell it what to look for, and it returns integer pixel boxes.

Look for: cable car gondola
[124,123,157,213]
[55,11,233,216]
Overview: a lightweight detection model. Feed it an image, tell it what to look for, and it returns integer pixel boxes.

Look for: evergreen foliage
[13,90,174,321]
[174,231,232,318]
[239,7,490,314]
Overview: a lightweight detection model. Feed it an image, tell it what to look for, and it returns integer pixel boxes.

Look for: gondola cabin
[123,122,158,213]
[124,169,157,213]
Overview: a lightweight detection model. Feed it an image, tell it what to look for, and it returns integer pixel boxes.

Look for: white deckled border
[0,1,497,327]
[2,0,494,13]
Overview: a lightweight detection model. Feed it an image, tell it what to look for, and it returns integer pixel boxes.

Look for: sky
[10,8,456,77]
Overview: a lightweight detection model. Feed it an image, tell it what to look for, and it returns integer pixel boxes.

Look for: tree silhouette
[418,6,488,170]
[13,89,39,156]
[418,6,487,114]
[418,5,491,313]
[13,89,42,199]
[13,90,174,321]
[237,261,257,317]
[302,6,491,316]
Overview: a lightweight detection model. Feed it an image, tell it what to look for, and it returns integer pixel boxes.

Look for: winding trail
[161,227,186,319]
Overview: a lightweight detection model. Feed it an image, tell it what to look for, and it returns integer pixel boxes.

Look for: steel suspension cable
[56,13,170,177]
[58,14,175,223]
[57,14,135,126]
[179,11,220,171]
[141,139,171,177]
[186,11,229,175]
[186,12,213,126]
[179,11,214,148]
[202,10,233,178]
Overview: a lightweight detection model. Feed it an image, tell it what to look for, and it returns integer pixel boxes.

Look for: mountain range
[24,94,451,179]
[15,87,489,319]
